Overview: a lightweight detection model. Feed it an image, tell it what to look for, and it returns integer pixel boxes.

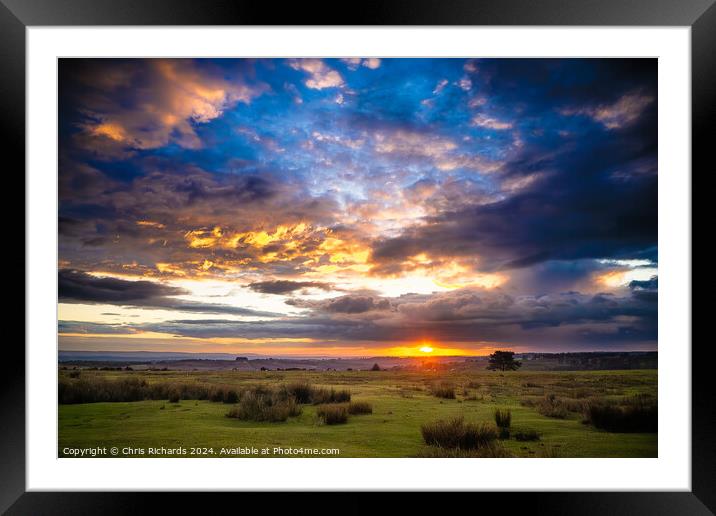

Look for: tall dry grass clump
[59,377,152,404]
[494,408,511,428]
[534,394,569,419]
[347,401,373,415]
[281,383,351,404]
[311,387,351,404]
[583,395,657,432]
[226,390,301,422]
[430,382,456,399]
[316,404,349,425]
[494,407,512,439]
[421,417,497,449]
[284,382,314,403]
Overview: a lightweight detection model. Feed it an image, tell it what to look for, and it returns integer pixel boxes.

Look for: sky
[57,58,658,357]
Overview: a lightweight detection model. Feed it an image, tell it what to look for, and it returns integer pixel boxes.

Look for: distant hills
[58,350,657,372]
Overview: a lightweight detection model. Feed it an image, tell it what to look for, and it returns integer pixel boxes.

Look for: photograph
[57,57,658,459]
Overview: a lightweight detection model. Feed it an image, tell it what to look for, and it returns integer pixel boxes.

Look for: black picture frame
[3,0,712,512]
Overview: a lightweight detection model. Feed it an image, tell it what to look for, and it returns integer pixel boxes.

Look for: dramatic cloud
[59,269,279,317]
[59,269,186,303]
[248,280,333,295]
[287,295,392,314]
[58,58,658,353]
[64,59,267,153]
[128,287,656,346]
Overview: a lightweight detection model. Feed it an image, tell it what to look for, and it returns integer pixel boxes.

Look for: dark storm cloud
[576,325,657,343]
[247,280,333,294]
[367,58,658,277]
[370,114,657,273]
[58,321,138,335]
[287,295,392,314]
[59,269,186,302]
[171,172,277,206]
[111,287,657,347]
[58,269,280,317]
[630,277,658,291]
[628,276,658,303]
[464,59,657,116]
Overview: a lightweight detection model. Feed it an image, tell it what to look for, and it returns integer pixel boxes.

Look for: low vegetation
[494,408,512,439]
[430,382,456,399]
[347,401,373,415]
[283,382,351,404]
[583,395,657,433]
[421,417,498,450]
[58,377,183,404]
[494,408,511,428]
[226,390,301,422]
[58,368,658,458]
[417,441,512,458]
[59,376,349,408]
[168,390,180,403]
[530,394,570,419]
[317,404,349,425]
[513,429,540,441]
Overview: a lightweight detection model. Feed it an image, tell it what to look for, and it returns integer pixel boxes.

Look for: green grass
[58,368,657,458]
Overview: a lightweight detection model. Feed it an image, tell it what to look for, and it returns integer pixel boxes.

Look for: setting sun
[419,346,434,353]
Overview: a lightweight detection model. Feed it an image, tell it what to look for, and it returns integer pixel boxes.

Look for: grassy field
[58,368,657,458]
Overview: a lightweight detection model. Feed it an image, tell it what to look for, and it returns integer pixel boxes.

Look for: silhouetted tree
[370,363,381,371]
[487,351,521,371]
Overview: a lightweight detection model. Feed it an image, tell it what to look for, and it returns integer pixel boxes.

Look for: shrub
[494,408,512,428]
[58,377,150,404]
[279,383,350,405]
[68,371,81,379]
[285,382,314,404]
[421,417,497,449]
[514,429,540,441]
[168,389,180,403]
[311,387,351,404]
[223,389,239,404]
[316,404,349,425]
[560,397,588,413]
[155,382,210,401]
[583,397,657,433]
[209,388,226,403]
[430,382,456,399]
[535,394,569,419]
[226,391,301,422]
[347,401,373,415]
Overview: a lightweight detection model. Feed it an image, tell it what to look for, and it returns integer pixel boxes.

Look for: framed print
[4,0,713,512]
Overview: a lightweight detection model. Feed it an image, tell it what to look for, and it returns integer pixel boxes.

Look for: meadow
[58,368,657,458]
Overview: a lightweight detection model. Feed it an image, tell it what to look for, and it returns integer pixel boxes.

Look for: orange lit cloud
[77,59,267,151]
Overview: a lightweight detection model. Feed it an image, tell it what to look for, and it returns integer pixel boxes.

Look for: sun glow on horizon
[419,345,434,353]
